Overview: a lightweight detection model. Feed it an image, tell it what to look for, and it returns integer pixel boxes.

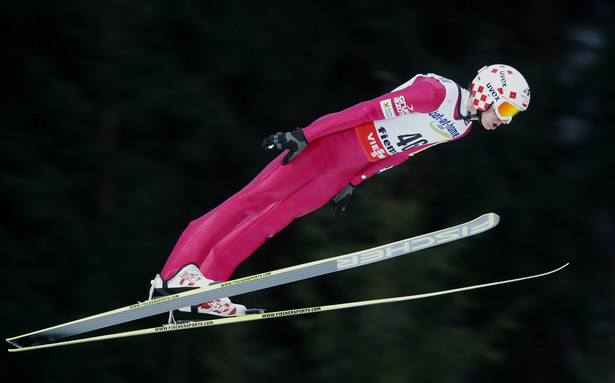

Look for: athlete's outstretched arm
[302,78,445,143]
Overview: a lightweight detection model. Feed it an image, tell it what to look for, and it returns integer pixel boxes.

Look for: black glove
[261,129,308,164]
[330,184,355,218]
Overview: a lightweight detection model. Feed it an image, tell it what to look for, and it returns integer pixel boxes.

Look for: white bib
[356,75,472,161]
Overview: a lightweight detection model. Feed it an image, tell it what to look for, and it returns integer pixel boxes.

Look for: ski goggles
[494,101,521,121]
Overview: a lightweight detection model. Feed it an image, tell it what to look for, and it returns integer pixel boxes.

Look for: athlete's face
[467,97,509,130]
[480,105,507,130]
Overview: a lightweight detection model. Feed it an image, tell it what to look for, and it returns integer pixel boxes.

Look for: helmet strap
[463,108,483,122]
[464,103,492,122]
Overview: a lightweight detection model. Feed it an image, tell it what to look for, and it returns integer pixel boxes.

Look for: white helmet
[470,64,531,122]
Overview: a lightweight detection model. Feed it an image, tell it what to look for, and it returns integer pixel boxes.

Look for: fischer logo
[219,272,271,287]
[155,320,215,332]
[262,307,322,318]
[130,294,179,309]
[336,214,497,269]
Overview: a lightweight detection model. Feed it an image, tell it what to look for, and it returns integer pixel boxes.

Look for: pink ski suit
[161,74,473,281]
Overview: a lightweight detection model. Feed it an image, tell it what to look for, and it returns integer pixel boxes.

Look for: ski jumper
[161,74,473,281]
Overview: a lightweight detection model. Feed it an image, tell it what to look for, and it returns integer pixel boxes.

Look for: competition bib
[356,75,472,162]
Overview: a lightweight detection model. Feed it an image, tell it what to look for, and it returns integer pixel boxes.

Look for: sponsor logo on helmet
[521,88,530,108]
[500,71,508,86]
[499,69,513,86]
[486,82,501,102]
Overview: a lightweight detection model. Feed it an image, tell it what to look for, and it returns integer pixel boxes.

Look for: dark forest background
[3,1,613,382]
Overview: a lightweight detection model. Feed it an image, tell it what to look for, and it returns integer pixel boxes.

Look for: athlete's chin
[481,121,500,130]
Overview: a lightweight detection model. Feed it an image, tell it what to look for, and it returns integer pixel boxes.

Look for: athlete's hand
[261,129,308,164]
[330,184,355,218]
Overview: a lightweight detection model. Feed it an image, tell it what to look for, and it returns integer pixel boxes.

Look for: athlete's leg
[161,129,366,279]
[199,132,369,281]
[200,170,358,281]
[160,154,305,278]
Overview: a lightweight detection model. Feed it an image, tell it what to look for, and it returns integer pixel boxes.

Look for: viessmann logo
[366,131,387,159]
[356,123,390,161]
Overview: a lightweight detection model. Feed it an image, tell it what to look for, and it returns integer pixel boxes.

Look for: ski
[7,212,499,350]
[7,263,569,352]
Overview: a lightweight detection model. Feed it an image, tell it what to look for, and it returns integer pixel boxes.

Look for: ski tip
[555,263,570,272]
[536,263,570,278]
[484,212,500,224]
[469,212,500,232]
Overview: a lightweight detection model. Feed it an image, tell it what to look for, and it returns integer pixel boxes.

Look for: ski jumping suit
[161,74,474,281]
